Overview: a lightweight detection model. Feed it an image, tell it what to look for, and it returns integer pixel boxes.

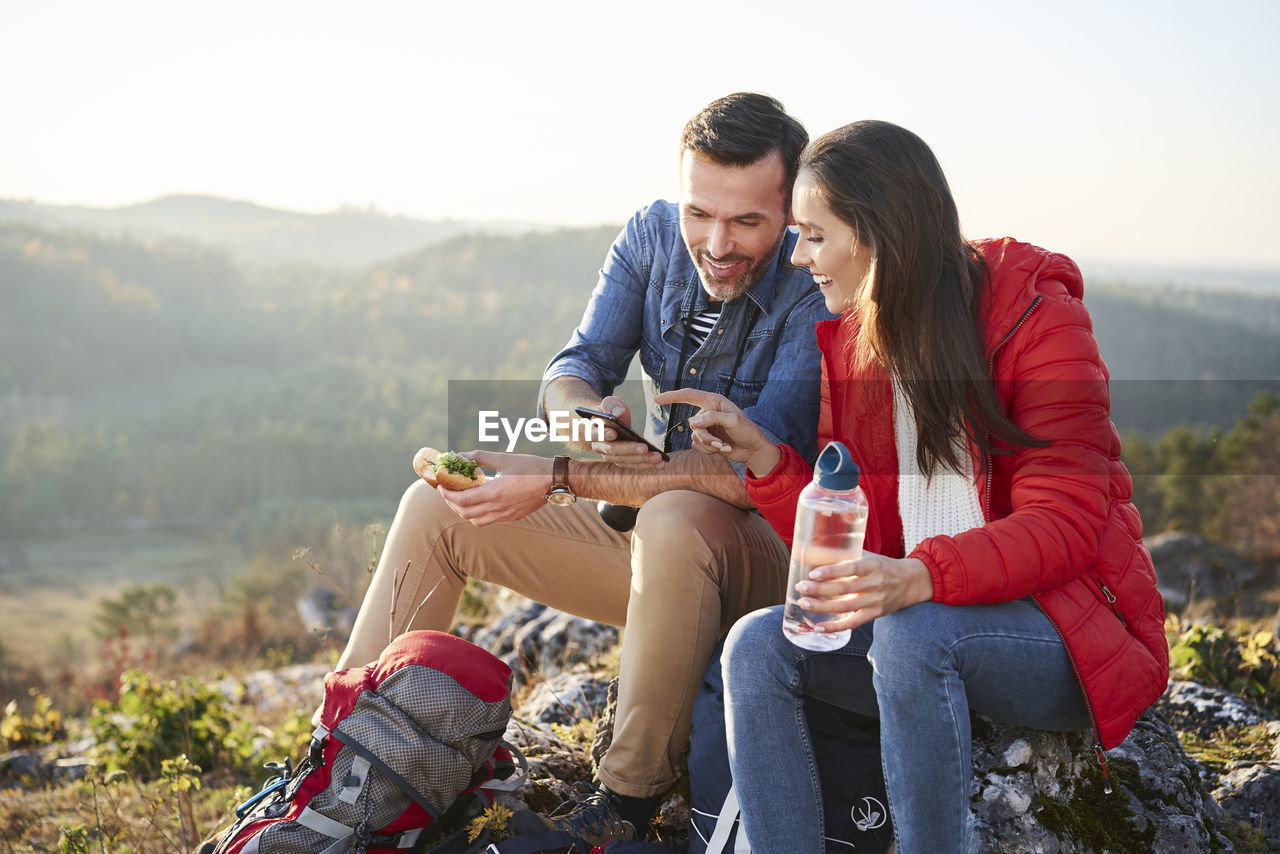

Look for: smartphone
[573,406,669,460]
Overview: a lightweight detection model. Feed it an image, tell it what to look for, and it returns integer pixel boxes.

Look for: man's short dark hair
[680,92,809,200]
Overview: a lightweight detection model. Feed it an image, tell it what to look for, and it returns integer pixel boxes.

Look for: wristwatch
[545,455,577,506]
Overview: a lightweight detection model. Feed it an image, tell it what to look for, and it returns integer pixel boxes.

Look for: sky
[2,0,1278,269]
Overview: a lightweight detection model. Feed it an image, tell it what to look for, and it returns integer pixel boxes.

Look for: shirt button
[689,368,697,375]
[717,329,725,335]
[677,425,685,432]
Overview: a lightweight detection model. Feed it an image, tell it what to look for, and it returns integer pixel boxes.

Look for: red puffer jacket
[747,238,1168,756]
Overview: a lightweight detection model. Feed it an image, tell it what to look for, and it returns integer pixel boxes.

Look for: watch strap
[552,454,571,489]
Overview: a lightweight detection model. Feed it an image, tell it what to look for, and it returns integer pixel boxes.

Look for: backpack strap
[704,785,751,854]
[478,741,529,793]
[296,806,356,850]
[296,807,451,852]
[331,727,441,821]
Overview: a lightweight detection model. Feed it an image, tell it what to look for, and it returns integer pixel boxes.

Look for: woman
[654,121,1168,853]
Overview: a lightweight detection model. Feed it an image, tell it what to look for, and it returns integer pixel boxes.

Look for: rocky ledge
[5,594,1278,852]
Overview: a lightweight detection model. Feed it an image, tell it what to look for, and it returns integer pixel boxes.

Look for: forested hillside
[0,222,617,536]
[1085,285,1280,435]
[0,195,512,267]
[1,220,1277,541]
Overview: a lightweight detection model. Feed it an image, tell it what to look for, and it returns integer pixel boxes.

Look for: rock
[1154,679,1272,740]
[957,713,1234,852]
[1,742,96,789]
[295,585,356,639]
[461,592,619,687]
[1147,531,1258,610]
[1,748,49,785]
[52,755,93,783]
[1153,681,1280,846]
[518,668,612,727]
[1215,763,1280,848]
[1214,752,1280,852]
[500,718,595,815]
[216,662,330,712]
[1205,720,1280,852]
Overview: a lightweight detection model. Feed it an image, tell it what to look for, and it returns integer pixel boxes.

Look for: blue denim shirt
[541,200,834,478]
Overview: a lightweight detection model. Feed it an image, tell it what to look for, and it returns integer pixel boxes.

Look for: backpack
[687,642,894,854]
[202,630,526,854]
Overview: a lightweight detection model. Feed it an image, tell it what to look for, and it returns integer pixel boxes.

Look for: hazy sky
[3,0,1278,268]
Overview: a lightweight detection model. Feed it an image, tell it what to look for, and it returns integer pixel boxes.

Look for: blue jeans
[722,600,1090,854]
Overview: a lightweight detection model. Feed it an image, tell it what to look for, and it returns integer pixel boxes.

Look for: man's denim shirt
[540,199,834,479]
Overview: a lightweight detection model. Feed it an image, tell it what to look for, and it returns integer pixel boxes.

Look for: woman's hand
[795,551,935,633]
[652,388,781,477]
[435,451,553,526]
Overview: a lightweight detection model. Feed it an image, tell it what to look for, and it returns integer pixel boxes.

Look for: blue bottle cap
[815,441,860,491]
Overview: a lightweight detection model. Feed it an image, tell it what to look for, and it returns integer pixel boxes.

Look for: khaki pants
[336,479,789,798]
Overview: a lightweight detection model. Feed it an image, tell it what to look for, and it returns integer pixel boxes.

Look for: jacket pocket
[1090,574,1127,627]
[640,336,666,386]
[720,373,766,409]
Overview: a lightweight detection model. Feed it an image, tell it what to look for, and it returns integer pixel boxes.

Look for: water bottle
[783,440,869,650]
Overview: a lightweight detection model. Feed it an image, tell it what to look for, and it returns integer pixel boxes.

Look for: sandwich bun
[413,447,485,491]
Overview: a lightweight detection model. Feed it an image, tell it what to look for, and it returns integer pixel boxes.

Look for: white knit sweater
[893,382,985,554]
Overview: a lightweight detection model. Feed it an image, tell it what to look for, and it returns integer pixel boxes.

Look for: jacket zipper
[981,295,1040,522]
[1100,583,1126,627]
[981,295,1113,793]
[1031,598,1112,793]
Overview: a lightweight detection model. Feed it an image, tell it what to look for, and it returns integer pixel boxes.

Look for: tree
[93,584,178,646]
[1212,401,1280,549]
[1156,425,1223,533]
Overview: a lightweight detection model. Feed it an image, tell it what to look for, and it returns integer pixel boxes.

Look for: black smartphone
[573,406,669,460]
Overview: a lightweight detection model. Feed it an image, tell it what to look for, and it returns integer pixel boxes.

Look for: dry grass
[1,761,256,853]
[0,530,222,664]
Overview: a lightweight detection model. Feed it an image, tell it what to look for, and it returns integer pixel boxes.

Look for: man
[333,93,832,843]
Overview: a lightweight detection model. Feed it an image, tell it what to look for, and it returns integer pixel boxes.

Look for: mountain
[0,218,1276,536]
[1084,284,1280,434]
[1079,258,1280,295]
[0,195,541,268]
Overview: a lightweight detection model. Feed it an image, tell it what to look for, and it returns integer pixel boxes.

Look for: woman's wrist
[901,556,935,603]
[745,443,782,479]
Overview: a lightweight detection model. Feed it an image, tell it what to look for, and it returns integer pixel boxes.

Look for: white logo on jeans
[853,796,886,831]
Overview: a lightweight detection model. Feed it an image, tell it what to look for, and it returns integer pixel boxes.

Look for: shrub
[1,692,65,749]
[89,669,254,780]
[1169,622,1280,713]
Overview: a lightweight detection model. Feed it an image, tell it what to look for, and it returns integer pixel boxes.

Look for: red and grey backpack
[203,630,525,854]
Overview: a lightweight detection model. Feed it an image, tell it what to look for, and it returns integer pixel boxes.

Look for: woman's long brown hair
[801,121,1046,475]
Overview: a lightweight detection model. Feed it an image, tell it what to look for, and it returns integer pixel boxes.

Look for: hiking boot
[525,781,638,846]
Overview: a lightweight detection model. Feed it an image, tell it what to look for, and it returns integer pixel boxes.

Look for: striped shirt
[686,305,723,349]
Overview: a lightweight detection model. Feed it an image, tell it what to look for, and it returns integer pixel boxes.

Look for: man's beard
[692,229,785,301]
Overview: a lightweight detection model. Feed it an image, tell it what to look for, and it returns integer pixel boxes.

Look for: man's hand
[582,395,667,470]
[653,388,781,478]
[543,377,664,468]
[435,451,553,527]
[794,552,935,634]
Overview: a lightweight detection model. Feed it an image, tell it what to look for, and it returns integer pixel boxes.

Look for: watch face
[546,488,576,506]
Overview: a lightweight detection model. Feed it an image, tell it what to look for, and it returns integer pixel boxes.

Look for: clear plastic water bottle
[783,440,869,650]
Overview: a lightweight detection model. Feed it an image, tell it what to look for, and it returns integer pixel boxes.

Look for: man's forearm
[567,450,752,509]
[541,376,607,453]
[542,375,602,419]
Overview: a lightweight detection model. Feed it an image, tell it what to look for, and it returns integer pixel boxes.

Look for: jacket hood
[973,237,1084,354]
